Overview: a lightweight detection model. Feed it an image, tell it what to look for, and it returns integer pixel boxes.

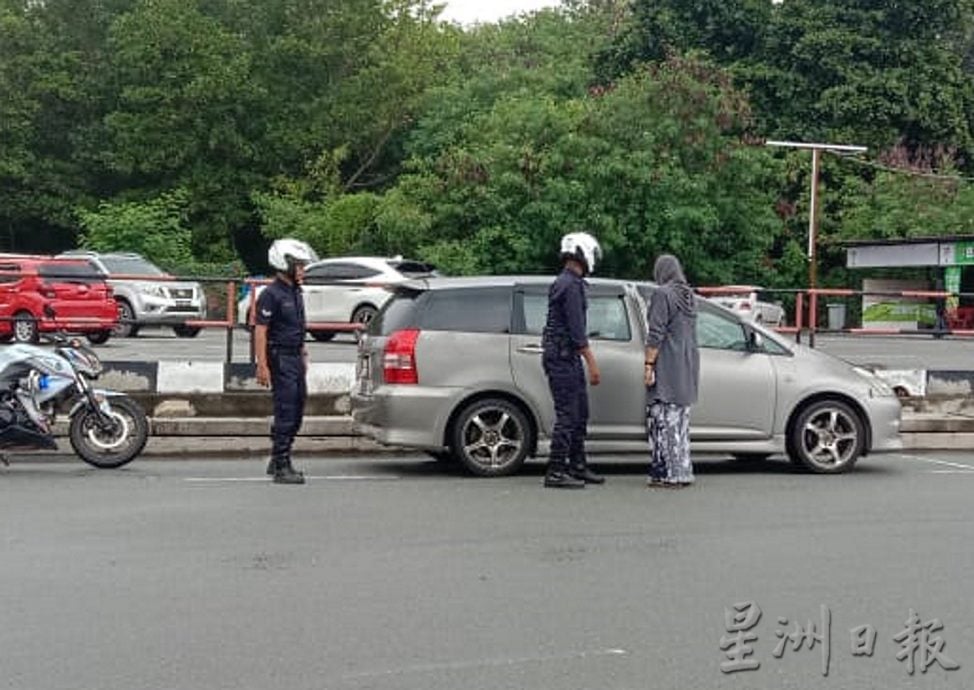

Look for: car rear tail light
[383,329,420,384]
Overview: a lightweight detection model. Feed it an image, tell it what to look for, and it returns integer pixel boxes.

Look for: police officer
[255,238,317,485]
[542,232,603,489]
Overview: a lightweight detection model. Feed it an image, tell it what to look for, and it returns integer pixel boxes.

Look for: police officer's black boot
[569,462,605,485]
[271,455,305,485]
[544,460,585,489]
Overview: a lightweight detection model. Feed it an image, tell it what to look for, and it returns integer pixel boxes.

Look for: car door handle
[517,344,544,354]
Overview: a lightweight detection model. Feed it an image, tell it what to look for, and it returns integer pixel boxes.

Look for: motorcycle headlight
[79,349,103,377]
[65,347,103,378]
[86,355,104,377]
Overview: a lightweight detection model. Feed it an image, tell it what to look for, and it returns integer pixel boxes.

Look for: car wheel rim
[114,304,132,336]
[86,410,132,453]
[462,408,523,469]
[801,407,858,467]
[14,319,33,341]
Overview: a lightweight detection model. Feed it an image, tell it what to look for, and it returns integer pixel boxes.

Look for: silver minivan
[352,276,902,476]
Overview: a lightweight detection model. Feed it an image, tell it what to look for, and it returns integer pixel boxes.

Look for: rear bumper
[352,385,461,450]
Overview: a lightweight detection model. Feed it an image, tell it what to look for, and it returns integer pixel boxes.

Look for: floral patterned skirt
[646,401,694,485]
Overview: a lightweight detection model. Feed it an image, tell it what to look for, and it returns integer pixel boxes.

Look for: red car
[0,254,119,345]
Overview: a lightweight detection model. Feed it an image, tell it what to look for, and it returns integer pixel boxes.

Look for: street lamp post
[766,140,867,345]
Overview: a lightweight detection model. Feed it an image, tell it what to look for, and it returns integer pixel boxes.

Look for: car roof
[0,253,92,264]
[59,250,145,259]
[308,256,430,269]
[395,275,642,291]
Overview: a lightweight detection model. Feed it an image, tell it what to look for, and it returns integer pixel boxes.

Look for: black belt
[269,345,303,354]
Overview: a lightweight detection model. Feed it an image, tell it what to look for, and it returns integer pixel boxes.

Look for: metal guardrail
[696,286,970,347]
[0,270,364,362]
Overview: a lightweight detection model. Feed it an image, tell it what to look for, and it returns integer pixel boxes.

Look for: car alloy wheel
[114,299,138,338]
[352,304,378,327]
[789,400,863,473]
[13,312,38,344]
[452,398,531,477]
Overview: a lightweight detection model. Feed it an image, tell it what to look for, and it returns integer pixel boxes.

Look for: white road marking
[184,475,401,483]
[340,648,629,680]
[894,454,974,473]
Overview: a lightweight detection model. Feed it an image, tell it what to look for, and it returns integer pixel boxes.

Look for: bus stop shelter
[844,235,974,330]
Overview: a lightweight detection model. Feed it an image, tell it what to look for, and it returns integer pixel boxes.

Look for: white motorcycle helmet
[559,232,602,275]
[268,238,318,275]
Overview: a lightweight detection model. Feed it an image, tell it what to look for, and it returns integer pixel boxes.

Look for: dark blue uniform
[542,268,589,473]
[256,278,307,463]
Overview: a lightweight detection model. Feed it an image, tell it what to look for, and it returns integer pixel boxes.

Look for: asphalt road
[2,451,972,690]
[82,327,974,370]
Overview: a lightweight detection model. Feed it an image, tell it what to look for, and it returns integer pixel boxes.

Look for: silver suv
[352,276,902,477]
[57,251,206,338]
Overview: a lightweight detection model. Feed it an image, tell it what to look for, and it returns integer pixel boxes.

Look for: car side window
[420,288,511,333]
[697,308,748,351]
[519,293,548,335]
[517,292,631,341]
[0,263,20,284]
[338,265,382,280]
[307,263,381,282]
[304,265,337,282]
[588,295,632,341]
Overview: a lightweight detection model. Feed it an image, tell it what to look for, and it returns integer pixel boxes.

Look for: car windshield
[39,262,104,283]
[100,256,166,276]
[373,289,426,335]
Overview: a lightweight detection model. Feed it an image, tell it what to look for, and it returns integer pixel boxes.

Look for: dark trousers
[269,349,307,462]
[544,354,589,472]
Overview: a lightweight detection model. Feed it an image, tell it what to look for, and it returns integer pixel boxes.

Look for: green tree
[78,190,195,270]
[385,52,784,284]
[102,0,266,262]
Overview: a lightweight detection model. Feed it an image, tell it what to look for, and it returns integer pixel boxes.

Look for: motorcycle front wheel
[69,396,149,469]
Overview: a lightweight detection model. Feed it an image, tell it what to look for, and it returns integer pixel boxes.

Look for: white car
[238,256,436,340]
[711,286,786,327]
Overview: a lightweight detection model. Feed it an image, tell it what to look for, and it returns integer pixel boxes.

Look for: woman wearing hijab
[644,254,700,488]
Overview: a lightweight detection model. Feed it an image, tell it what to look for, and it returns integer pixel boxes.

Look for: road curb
[46,412,974,455]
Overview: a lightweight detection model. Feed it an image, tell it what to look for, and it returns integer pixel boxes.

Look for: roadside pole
[766,140,867,348]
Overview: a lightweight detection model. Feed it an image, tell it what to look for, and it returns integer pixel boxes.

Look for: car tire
[173,325,201,338]
[310,331,336,342]
[114,299,139,338]
[351,304,378,329]
[13,311,38,344]
[86,330,111,346]
[787,399,864,474]
[450,397,532,477]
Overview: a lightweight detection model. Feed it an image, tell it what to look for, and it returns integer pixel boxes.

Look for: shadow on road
[368,455,900,480]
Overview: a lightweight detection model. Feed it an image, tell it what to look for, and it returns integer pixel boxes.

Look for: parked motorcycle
[0,334,149,468]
